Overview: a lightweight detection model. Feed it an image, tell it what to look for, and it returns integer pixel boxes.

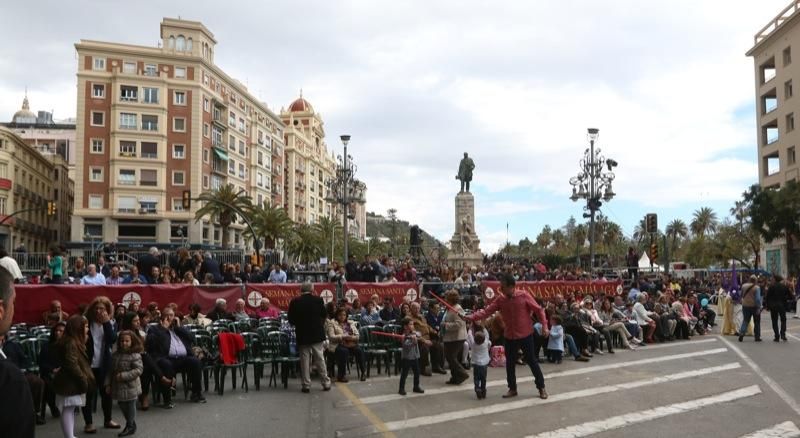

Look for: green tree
[730,199,761,269]
[690,207,718,238]
[387,208,398,255]
[536,225,553,251]
[286,224,322,264]
[665,219,689,257]
[313,216,344,262]
[245,201,293,251]
[194,184,252,249]
[632,216,649,249]
[744,181,800,275]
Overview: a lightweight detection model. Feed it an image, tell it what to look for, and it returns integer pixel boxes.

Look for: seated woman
[597,299,638,350]
[254,298,280,319]
[231,298,253,321]
[670,300,691,340]
[360,301,382,327]
[326,308,366,382]
[182,271,200,285]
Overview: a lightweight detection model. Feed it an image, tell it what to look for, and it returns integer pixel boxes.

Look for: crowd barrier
[13,280,622,325]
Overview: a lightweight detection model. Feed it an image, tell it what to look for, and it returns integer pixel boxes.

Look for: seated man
[42,300,69,325]
[182,303,211,327]
[123,265,148,284]
[231,298,252,321]
[206,298,232,321]
[80,264,106,285]
[145,308,207,406]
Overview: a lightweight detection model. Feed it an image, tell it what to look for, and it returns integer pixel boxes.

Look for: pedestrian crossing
[334,336,800,438]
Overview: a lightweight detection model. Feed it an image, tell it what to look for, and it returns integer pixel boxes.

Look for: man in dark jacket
[145,308,206,405]
[766,275,792,342]
[199,253,223,284]
[137,247,161,284]
[0,257,35,438]
[206,298,232,321]
[288,282,330,393]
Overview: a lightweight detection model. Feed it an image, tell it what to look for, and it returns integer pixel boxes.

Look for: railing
[755,0,800,44]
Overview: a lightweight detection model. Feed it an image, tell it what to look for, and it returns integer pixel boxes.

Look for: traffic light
[645,213,658,234]
[47,201,56,216]
[649,242,658,262]
[182,190,191,210]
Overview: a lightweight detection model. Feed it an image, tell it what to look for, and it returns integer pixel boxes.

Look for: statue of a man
[456,152,475,192]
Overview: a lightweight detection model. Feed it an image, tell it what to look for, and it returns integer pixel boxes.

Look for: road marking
[334,363,741,436]
[528,385,762,438]
[335,383,396,438]
[718,336,800,418]
[336,347,728,407]
[739,421,800,438]
[786,332,800,342]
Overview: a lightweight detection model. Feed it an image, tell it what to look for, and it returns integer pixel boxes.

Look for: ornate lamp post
[568,128,618,271]
[325,135,366,262]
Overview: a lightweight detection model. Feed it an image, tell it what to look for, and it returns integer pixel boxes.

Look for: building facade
[747,1,800,275]
[0,127,73,252]
[72,18,285,248]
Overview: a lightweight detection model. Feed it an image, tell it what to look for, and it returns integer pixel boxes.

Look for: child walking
[467,322,491,399]
[547,315,564,364]
[398,318,426,396]
[53,315,94,438]
[105,330,143,437]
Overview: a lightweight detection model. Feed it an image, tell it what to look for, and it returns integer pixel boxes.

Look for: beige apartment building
[746,1,800,275]
[280,95,367,239]
[0,126,73,252]
[72,18,285,248]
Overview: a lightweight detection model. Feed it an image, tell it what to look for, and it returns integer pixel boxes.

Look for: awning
[213,146,229,161]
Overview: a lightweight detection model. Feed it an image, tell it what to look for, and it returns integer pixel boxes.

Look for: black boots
[118,423,136,437]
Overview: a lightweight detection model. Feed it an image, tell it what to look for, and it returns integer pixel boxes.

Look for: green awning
[213,147,229,161]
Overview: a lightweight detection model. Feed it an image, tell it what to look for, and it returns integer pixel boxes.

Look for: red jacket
[218,333,245,365]
[468,290,548,340]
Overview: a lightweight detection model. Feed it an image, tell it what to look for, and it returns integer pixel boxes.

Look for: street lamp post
[569,128,618,272]
[325,135,366,263]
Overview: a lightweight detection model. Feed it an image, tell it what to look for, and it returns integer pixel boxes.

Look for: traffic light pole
[0,206,51,227]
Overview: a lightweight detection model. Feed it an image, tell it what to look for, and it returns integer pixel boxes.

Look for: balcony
[141,122,158,132]
[117,208,136,214]
[0,178,11,190]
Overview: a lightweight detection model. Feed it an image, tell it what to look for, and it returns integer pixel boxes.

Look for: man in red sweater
[466,273,549,399]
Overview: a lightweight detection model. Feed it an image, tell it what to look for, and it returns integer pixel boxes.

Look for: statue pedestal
[447,191,482,269]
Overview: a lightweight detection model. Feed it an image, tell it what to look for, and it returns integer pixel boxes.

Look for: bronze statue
[456,152,475,192]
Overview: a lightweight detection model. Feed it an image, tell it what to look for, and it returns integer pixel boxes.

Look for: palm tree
[313,216,343,261]
[632,217,648,247]
[286,224,322,263]
[551,229,567,255]
[194,184,253,249]
[535,225,553,251]
[691,207,718,238]
[665,219,689,256]
[246,201,293,252]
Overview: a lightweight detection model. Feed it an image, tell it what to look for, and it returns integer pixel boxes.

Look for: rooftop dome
[288,90,313,113]
[12,95,36,123]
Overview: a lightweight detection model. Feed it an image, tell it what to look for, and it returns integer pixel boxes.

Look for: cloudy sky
[0,0,789,252]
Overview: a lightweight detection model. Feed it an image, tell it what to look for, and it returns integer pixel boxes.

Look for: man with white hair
[80,264,106,285]
[137,247,161,284]
[232,298,252,321]
[632,292,656,344]
[206,298,232,321]
[288,282,331,393]
[0,256,35,437]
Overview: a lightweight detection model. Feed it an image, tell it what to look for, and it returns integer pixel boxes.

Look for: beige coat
[441,305,467,342]
[326,319,360,352]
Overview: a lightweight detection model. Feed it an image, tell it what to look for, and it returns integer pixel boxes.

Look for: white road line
[786,332,800,342]
[739,421,800,438]
[718,336,800,418]
[334,362,741,437]
[336,347,728,407]
[529,385,762,438]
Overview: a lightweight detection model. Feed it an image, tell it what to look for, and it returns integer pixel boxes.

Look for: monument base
[447,191,482,269]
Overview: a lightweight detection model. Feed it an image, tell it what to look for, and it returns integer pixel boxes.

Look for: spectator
[53,315,94,438]
[326,307,366,382]
[182,271,199,286]
[268,264,287,283]
[254,298,280,319]
[183,303,211,327]
[441,289,469,386]
[231,299,252,321]
[42,300,69,324]
[288,282,331,393]
[360,301,382,327]
[97,256,111,278]
[199,253,223,284]
[123,266,147,285]
[80,264,106,286]
[47,247,64,284]
[39,321,66,421]
[106,265,124,285]
[206,298,232,321]
[144,308,206,405]
[175,248,196,280]
[82,296,119,432]
[70,257,87,282]
[379,299,400,322]
[137,248,161,284]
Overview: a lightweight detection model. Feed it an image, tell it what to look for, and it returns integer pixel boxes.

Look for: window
[784,46,792,66]
[173,144,185,159]
[212,128,223,147]
[187,38,193,51]
[118,169,135,185]
[120,85,137,102]
[172,199,185,212]
[238,118,245,133]
[140,142,157,158]
[203,97,210,112]
[239,163,245,179]
[139,201,157,214]
[90,139,104,154]
[761,58,777,84]
[173,117,186,132]
[144,63,157,77]
[119,113,137,129]
[789,146,797,166]
[174,91,186,105]
[122,61,136,73]
[88,195,103,209]
[89,167,103,182]
[258,151,263,165]
[203,123,210,138]
[140,169,157,186]
[117,196,137,213]
[788,113,795,132]
[176,36,185,51]
[172,171,185,186]
[203,175,209,189]
[786,80,793,100]
[141,115,158,131]
[257,172,263,187]
[238,140,245,155]
[203,148,209,163]
[0,163,7,178]
[119,141,136,156]
[229,135,235,151]
[142,87,158,104]
[764,152,780,176]
[0,196,5,215]
[93,57,105,70]
[229,111,236,127]
[763,91,778,114]
[228,160,235,175]
[175,67,186,78]
[91,111,104,126]
[92,84,105,98]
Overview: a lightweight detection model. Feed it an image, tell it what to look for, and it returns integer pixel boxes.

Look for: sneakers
[575,355,590,362]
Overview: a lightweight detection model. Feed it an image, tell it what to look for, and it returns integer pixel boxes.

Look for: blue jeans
[740,307,761,339]
[504,334,545,390]
[564,334,580,358]
[472,364,487,393]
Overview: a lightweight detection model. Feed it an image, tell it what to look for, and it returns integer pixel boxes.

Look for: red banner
[480,280,623,301]
[13,284,244,325]
[343,282,419,305]
[246,283,337,310]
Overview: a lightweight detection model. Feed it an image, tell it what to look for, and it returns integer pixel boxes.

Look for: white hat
[0,257,23,280]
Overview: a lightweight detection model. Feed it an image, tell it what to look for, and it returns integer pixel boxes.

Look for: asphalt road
[34,315,800,438]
